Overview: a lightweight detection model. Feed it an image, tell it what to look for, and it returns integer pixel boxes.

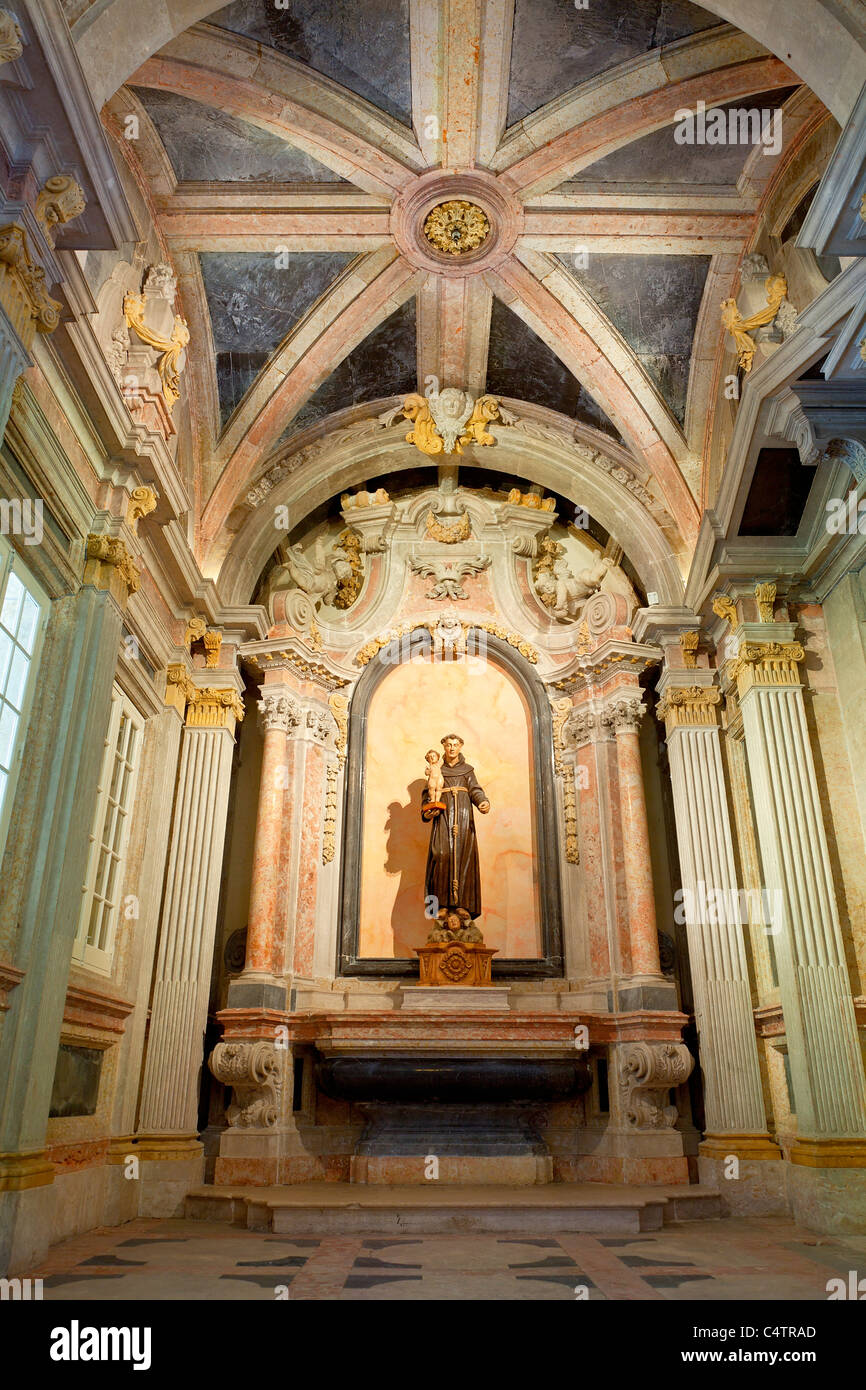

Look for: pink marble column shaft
[576,741,610,978]
[245,693,297,975]
[611,702,661,978]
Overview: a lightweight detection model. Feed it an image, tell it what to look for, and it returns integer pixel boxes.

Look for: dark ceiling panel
[132,88,350,184]
[212,0,412,126]
[506,0,720,128]
[486,297,625,442]
[279,297,418,441]
[555,252,710,425]
[199,250,356,426]
[566,88,799,185]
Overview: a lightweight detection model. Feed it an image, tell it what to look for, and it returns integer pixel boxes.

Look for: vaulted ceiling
[102,0,829,568]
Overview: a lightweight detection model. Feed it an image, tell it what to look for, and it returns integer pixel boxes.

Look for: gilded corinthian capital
[657,685,720,729]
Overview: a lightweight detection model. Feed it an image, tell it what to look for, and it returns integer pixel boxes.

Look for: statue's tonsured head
[441,734,463,747]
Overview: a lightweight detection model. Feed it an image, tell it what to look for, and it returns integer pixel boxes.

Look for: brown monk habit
[422,754,488,919]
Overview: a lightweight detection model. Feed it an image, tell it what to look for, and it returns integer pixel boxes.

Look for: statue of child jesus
[424,748,446,808]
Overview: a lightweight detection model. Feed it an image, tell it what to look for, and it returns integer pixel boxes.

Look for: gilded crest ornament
[423,200,490,256]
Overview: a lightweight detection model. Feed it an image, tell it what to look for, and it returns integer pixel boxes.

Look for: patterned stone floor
[28,1215,866,1300]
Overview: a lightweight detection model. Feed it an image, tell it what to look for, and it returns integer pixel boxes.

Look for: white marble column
[137,678,243,1141]
[734,626,866,1146]
[658,675,774,1150]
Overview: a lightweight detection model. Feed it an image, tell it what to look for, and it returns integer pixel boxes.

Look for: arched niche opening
[338,627,564,978]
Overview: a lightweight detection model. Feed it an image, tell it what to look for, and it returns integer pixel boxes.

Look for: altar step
[184,1182,723,1236]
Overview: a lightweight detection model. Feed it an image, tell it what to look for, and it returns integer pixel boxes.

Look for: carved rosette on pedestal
[619,1042,694,1131]
[210,1040,282,1129]
[415,941,498,987]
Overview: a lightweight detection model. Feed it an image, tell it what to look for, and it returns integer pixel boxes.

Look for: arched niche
[338,627,564,979]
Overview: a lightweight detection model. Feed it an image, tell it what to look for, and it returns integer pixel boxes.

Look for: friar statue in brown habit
[421,734,490,920]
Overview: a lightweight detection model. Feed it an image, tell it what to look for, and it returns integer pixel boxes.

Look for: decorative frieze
[209,1040,282,1129]
[619,1042,694,1130]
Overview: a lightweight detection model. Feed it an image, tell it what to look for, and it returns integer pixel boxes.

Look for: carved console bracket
[209,1040,282,1129]
[619,1042,694,1130]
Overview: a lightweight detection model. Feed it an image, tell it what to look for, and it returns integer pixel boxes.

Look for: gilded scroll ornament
[711,594,738,630]
[423,200,490,256]
[328,692,349,770]
[754,581,777,623]
[680,631,699,668]
[126,485,158,532]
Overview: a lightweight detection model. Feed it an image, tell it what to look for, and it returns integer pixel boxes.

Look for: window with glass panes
[73,686,143,973]
[0,538,48,851]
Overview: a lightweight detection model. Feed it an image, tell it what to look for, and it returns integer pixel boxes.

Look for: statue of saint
[422,734,490,921]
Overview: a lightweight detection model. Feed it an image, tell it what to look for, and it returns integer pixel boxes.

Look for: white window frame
[0,534,49,859]
[72,684,144,975]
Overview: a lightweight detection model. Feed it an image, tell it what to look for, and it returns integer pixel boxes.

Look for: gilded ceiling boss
[422,734,490,921]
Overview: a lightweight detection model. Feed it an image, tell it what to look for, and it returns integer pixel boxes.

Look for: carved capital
[0,10,23,64]
[657,685,721,729]
[305,706,332,744]
[209,1041,282,1129]
[186,686,245,730]
[619,1042,694,1130]
[729,641,805,695]
[34,175,86,245]
[83,534,140,608]
[600,694,644,736]
[0,224,62,351]
[565,706,596,749]
[258,692,301,735]
[165,663,195,716]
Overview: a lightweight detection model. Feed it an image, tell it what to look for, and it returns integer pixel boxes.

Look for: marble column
[733,625,866,1156]
[568,708,612,990]
[244,688,300,978]
[658,674,777,1158]
[602,694,663,983]
[136,674,243,1209]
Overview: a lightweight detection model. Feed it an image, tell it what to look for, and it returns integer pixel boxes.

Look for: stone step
[184,1182,723,1236]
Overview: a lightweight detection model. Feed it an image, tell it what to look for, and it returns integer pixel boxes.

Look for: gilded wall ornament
[720,256,794,373]
[507,488,555,510]
[423,200,490,256]
[83,534,140,607]
[123,264,189,410]
[425,508,472,543]
[354,620,538,667]
[381,388,515,457]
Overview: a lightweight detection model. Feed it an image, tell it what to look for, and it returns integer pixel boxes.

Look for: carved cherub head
[425,749,440,765]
